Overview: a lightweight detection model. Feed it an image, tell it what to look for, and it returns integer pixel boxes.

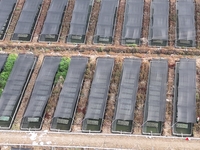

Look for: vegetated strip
[133,60,149,134]
[0,53,17,96]
[42,57,71,130]
[71,57,96,132]
[59,0,76,43]
[102,57,123,133]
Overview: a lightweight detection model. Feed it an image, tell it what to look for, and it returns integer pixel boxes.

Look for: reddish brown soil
[102,57,123,133]
[141,0,151,46]
[4,0,25,41]
[71,56,96,132]
[59,0,75,43]
[113,0,126,46]
[169,0,176,47]
[195,0,200,48]
[85,0,101,45]
[133,59,149,134]
[32,0,51,42]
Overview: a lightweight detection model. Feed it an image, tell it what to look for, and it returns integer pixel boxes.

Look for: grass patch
[54,57,71,84]
[0,53,17,96]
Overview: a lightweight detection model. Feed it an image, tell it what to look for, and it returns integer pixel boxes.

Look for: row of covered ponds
[0,53,196,137]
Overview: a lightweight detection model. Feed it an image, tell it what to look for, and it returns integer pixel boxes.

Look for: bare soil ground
[113,0,126,46]
[0,132,200,150]
[85,0,101,45]
[196,0,200,48]
[59,0,75,44]
[102,57,123,133]
[169,0,176,47]
[32,0,51,42]
[4,0,25,41]
[141,0,151,46]
[71,56,96,132]
[133,59,149,134]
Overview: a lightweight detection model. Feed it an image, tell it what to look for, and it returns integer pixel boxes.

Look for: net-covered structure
[51,56,88,131]
[21,56,60,130]
[67,0,93,43]
[173,58,196,136]
[0,54,7,71]
[148,0,169,46]
[112,58,141,133]
[39,0,68,42]
[0,0,17,40]
[11,0,43,41]
[82,57,114,132]
[93,0,119,44]
[0,54,36,129]
[11,148,31,150]
[121,0,144,45]
[142,59,168,135]
[176,0,196,47]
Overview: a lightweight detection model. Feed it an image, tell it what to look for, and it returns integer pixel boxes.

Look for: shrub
[54,57,71,84]
[0,54,17,96]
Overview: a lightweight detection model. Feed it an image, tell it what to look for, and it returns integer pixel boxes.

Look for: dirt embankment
[4,0,25,41]
[85,0,101,45]
[59,0,75,44]
[71,56,96,132]
[113,0,126,46]
[32,0,51,42]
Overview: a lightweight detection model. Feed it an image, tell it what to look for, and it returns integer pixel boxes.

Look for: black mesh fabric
[145,59,168,122]
[13,0,43,34]
[0,54,7,72]
[149,0,169,41]
[40,0,68,36]
[176,0,195,46]
[23,56,60,119]
[0,54,35,119]
[176,59,196,123]
[68,0,92,39]
[0,0,16,35]
[122,0,144,42]
[114,58,141,121]
[84,57,114,120]
[95,0,118,38]
[53,56,88,120]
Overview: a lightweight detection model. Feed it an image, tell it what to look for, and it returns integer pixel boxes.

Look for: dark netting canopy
[142,59,168,135]
[0,0,16,40]
[0,54,7,72]
[67,0,92,43]
[177,59,196,123]
[21,56,60,130]
[112,58,141,133]
[82,57,114,132]
[0,54,36,129]
[11,148,31,150]
[173,58,196,136]
[93,0,118,44]
[39,0,68,42]
[121,0,144,45]
[12,0,43,41]
[176,0,196,47]
[51,56,88,131]
[148,0,169,46]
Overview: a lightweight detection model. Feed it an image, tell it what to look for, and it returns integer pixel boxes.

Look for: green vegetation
[54,57,71,84]
[0,54,17,96]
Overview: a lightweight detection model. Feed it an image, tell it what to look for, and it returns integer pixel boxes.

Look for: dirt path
[0,132,200,149]
[59,0,75,44]
[32,0,51,42]
[169,0,176,47]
